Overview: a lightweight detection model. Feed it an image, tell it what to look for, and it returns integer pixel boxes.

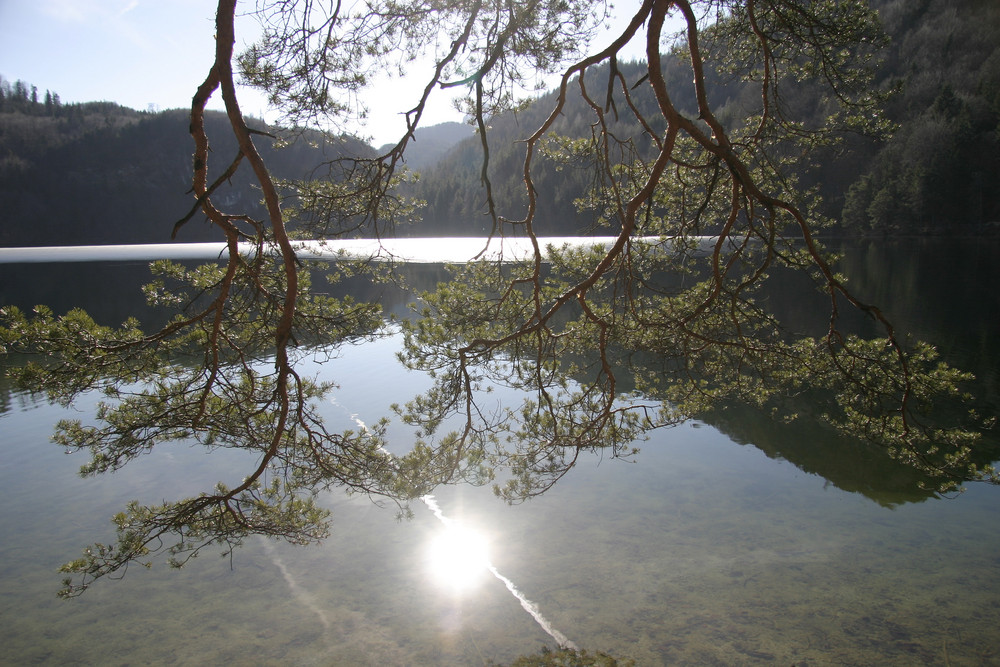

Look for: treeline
[0,76,64,115]
[0,76,146,184]
[841,0,1000,235]
[0,84,471,246]
[411,0,1000,236]
[2,0,999,244]
[0,94,373,246]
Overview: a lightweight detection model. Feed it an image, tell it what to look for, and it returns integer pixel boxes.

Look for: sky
[0,0,652,146]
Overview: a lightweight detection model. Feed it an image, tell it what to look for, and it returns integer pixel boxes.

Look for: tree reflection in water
[0,0,996,603]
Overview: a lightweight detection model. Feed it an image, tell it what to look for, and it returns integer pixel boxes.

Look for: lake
[1,238,998,665]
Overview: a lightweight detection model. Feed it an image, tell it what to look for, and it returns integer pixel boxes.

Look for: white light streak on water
[260,538,332,632]
[329,396,371,433]
[421,495,578,651]
[330,395,577,649]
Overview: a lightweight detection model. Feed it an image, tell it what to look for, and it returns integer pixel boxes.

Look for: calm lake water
[1,238,998,665]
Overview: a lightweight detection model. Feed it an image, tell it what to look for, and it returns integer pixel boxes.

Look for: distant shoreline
[0,237,706,264]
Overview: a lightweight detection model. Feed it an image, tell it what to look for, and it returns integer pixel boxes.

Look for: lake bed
[1,239,998,665]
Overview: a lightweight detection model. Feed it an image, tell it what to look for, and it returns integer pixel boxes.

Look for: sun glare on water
[426,523,491,592]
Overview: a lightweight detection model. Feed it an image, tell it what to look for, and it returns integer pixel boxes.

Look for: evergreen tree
[2,0,994,601]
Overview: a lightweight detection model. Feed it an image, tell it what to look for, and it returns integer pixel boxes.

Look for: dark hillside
[0,95,373,246]
[410,60,676,236]
[413,0,1000,236]
[2,0,999,244]
[841,0,1000,234]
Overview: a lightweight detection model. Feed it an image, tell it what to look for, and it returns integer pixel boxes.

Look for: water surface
[0,239,998,665]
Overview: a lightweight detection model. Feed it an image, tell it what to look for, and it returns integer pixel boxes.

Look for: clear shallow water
[1,240,999,665]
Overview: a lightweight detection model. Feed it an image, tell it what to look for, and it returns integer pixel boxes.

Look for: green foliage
[841,0,1000,233]
[2,0,997,600]
[397,240,995,502]
[1,253,394,596]
[57,480,331,598]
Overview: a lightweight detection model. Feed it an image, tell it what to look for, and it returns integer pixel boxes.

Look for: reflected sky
[423,496,492,592]
[422,494,578,650]
[326,351,579,649]
[2,242,1000,664]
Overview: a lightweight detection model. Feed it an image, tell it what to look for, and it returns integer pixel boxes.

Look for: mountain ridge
[2,0,999,245]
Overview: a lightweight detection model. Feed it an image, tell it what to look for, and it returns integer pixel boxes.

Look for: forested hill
[0,84,476,246]
[0,87,375,246]
[841,0,1000,235]
[413,0,1000,236]
[2,0,999,245]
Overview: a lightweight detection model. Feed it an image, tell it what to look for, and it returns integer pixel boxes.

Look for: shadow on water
[0,260,170,328]
[0,258,454,327]
[838,238,1000,404]
[765,239,1000,402]
[704,237,1000,505]
[705,403,941,507]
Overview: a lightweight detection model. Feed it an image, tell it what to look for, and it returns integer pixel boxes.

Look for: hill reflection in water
[1,239,999,664]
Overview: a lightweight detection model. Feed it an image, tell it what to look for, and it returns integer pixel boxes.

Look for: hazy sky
[0,0,652,146]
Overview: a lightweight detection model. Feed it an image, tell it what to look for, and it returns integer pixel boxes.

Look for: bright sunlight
[426,523,491,592]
